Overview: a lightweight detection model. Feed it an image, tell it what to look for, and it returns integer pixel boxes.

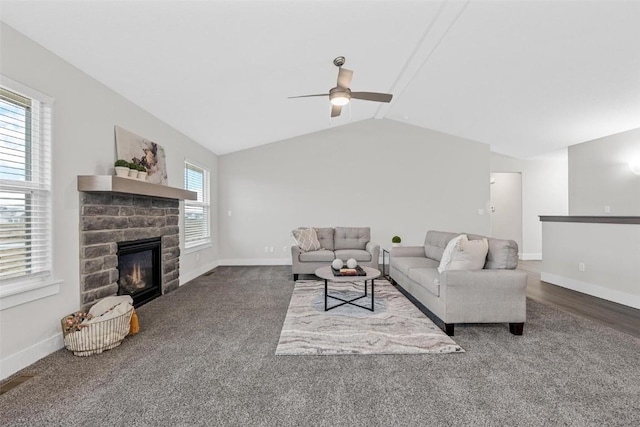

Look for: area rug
[275,279,463,355]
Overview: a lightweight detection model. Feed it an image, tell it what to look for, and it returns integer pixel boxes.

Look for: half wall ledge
[539,216,640,225]
[77,175,197,200]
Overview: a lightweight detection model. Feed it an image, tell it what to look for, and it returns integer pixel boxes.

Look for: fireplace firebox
[117,237,162,307]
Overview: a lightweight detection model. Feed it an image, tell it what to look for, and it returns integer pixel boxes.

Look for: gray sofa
[390,230,527,336]
[291,227,380,281]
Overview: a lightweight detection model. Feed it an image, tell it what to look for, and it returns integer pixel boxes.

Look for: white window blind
[0,79,52,284]
[184,160,210,248]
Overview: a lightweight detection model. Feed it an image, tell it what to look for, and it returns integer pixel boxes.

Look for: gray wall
[218,119,491,263]
[0,22,219,378]
[569,128,640,215]
[540,128,640,309]
[490,151,568,259]
[541,222,640,309]
[490,172,523,251]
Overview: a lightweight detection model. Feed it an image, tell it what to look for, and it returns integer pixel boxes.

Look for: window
[184,160,210,249]
[0,77,53,286]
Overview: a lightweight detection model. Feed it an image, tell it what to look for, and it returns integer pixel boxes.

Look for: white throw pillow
[447,237,489,271]
[438,234,466,273]
[292,227,321,252]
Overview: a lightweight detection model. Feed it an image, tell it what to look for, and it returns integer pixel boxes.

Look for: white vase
[137,171,148,181]
[128,168,138,178]
[115,166,129,177]
[392,243,401,247]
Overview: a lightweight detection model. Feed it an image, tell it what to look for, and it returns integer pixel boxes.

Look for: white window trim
[0,76,59,308]
[183,242,213,255]
[183,158,211,250]
[0,278,62,311]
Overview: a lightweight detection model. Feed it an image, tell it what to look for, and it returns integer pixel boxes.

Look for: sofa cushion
[392,257,439,276]
[299,249,335,262]
[437,234,466,273]
[292,227,321,252]
[407,268,440,297]
[334,227,370,250]
[424,231,461,262]
[447,236,489,271]
[334,249,372,263]
[466,233,519,269]
[314,227,335,250]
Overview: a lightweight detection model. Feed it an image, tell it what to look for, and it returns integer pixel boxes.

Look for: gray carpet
[276,279,462,355]
[1,266,639,426]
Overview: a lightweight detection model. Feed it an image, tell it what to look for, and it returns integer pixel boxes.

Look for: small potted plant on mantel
[114,159,130,177]
[136,164,147,181]
[128,162,139,178]
[392,236,402,247]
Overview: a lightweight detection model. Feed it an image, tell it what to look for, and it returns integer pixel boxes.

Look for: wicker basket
[61,307,134,356]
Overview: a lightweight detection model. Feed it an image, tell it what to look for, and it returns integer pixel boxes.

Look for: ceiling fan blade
[337,67,353,89]
[288,94,328,99]
[350,92,393,103]
[331,104,342,117]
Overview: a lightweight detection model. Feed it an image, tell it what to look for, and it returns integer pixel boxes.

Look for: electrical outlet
[228,210,232,216]
[478,209,484,215]
[264,246,269,253]
[196,253,200,261]
[270,246,274,253]
[604,205,611,214]
[578,262,585,272]
[283,246,288,252]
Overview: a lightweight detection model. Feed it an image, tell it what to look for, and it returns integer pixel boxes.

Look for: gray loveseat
[291,227,380,281]
[390,230,527,336]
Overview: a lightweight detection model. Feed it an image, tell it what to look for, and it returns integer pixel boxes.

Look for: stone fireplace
[78,191,181,311]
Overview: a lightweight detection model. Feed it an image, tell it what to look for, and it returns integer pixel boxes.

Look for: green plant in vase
[136,164,148,181]
[114,159,130,177]
[127,161,139,178]
[392,236,402,247]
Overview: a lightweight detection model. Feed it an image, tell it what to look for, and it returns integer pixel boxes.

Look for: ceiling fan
[289,56,393,118]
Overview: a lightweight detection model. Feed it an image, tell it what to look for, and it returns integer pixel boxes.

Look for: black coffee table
[315,266,381,312]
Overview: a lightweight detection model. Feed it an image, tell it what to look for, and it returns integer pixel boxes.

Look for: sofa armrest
[291,245,301,266]
[366,241,380,270]
[365,241,379,255]
[439,269,528,323]
[391,246,425,258]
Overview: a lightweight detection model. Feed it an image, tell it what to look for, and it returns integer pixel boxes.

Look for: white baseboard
[180,260,220,286]
[218,258,291,266]
[0,333,64,381]
[520,253,542,260]
[540,272,640,309]
[180,258,292,283]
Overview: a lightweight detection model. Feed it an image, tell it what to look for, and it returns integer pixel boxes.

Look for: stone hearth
[79,192,180,311]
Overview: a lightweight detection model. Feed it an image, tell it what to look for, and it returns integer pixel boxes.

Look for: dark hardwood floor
[518,260,640,339]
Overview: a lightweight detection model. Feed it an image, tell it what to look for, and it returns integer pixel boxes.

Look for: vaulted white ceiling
[1,0,639,158]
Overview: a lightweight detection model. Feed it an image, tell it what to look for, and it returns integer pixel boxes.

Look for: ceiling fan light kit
[290,56,393,117]
[329,88,350,106]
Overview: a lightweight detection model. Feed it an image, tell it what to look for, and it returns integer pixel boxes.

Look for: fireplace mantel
[77,175,196,200]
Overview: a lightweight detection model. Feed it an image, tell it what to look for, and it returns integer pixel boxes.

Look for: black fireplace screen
[117,237,161,307]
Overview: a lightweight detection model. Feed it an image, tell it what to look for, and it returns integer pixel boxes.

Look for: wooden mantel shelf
[77,175,197,200]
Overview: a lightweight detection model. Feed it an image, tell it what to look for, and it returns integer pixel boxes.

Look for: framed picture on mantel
[115,126,168,185]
